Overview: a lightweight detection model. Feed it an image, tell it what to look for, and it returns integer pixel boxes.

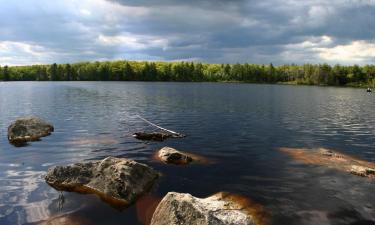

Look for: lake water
[0,82,374,225]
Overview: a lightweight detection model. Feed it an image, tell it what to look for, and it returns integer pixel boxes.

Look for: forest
[1,61,375,87]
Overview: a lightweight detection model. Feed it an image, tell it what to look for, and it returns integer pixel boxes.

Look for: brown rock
[350,165,375,177]
[158,147,193,165]
[279,147,375,179]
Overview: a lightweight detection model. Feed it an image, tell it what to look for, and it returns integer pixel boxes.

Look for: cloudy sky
[0,0,374,66]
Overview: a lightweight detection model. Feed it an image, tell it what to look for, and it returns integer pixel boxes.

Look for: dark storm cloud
[94,0,375,64]
[0,0,374,65]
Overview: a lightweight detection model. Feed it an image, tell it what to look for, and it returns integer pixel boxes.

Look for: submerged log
[279,147,375,179]
[45,157,159,208]
[133,132,173,141]
[8,116,54,145]
[136,115,185,137]
[133,116,185,141]
[151,192,269,225]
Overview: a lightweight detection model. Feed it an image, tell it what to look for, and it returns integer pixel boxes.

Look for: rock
[45,157,159,208]
[158,147,193,165]
[151,192,267,225]
[319,149,334,157]
[350,165,375,177]
[279,147,375,179]
[133,132,172,141]
[8,116,54,144]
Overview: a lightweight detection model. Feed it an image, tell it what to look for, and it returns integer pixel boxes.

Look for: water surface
[0,82,374,225]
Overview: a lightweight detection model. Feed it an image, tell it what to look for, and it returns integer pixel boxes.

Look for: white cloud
[97,33,168,50]
[283,37,375,65]
[318,41,375,63]
[0,41,54,66]
[80,9,91,16]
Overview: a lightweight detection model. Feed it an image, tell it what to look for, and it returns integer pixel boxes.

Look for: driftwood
[133,116,185,141]
[133,132,173,141]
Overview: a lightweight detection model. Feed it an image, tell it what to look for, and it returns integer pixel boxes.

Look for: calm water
[0,82,374,225]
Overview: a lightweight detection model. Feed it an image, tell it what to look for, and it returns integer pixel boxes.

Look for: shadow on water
[10,142,30,148]
[136,194,162,225]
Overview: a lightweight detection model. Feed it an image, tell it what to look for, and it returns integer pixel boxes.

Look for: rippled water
[0,82,374,225]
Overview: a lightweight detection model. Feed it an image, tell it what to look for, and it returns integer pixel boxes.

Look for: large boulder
[45,157,159,207]
[158,147,193,165]
[8,116,54,144]
[151,192,266,225]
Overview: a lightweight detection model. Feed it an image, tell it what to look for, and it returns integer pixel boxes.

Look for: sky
[0,0,374,66]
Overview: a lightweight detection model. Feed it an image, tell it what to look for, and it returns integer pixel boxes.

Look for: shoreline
[0,80,373,89]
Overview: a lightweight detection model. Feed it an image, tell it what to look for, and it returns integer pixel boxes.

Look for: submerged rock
[133,132,172,141]
[158,147,193,165]
[151,192,268,225]
[45,157,159,208]
[350,165,375,177]
[8,116,54,144]
[279,147,375,179]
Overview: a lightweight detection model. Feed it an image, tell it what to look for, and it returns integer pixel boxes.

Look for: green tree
[49,63,57,81]
[3,65,10,81]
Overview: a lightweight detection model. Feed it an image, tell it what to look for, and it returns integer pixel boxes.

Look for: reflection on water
[0,82,375,224]
[136,195,161,225]
[66,136,119,147]
[37,213,92,225]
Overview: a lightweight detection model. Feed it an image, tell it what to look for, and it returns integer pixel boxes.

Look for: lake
[0,82,374,225]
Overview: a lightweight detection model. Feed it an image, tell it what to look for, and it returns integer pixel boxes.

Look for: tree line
[1,61,375,87]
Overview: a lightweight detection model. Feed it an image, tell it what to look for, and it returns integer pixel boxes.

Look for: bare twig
[136,115,185,137]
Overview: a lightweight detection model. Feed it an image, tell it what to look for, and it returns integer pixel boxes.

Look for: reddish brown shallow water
[0,82,375,225]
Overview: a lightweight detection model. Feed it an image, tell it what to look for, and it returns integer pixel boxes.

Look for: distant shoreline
[0,80,372,89]
[1,60,374,88]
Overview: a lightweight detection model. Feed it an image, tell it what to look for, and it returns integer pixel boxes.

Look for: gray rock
[158,147,193,165]
[151,192,259,225]
[45,157,159,207]
[8,116,54,144]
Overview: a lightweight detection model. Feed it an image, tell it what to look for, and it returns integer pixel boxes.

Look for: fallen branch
[136,115,185,137]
